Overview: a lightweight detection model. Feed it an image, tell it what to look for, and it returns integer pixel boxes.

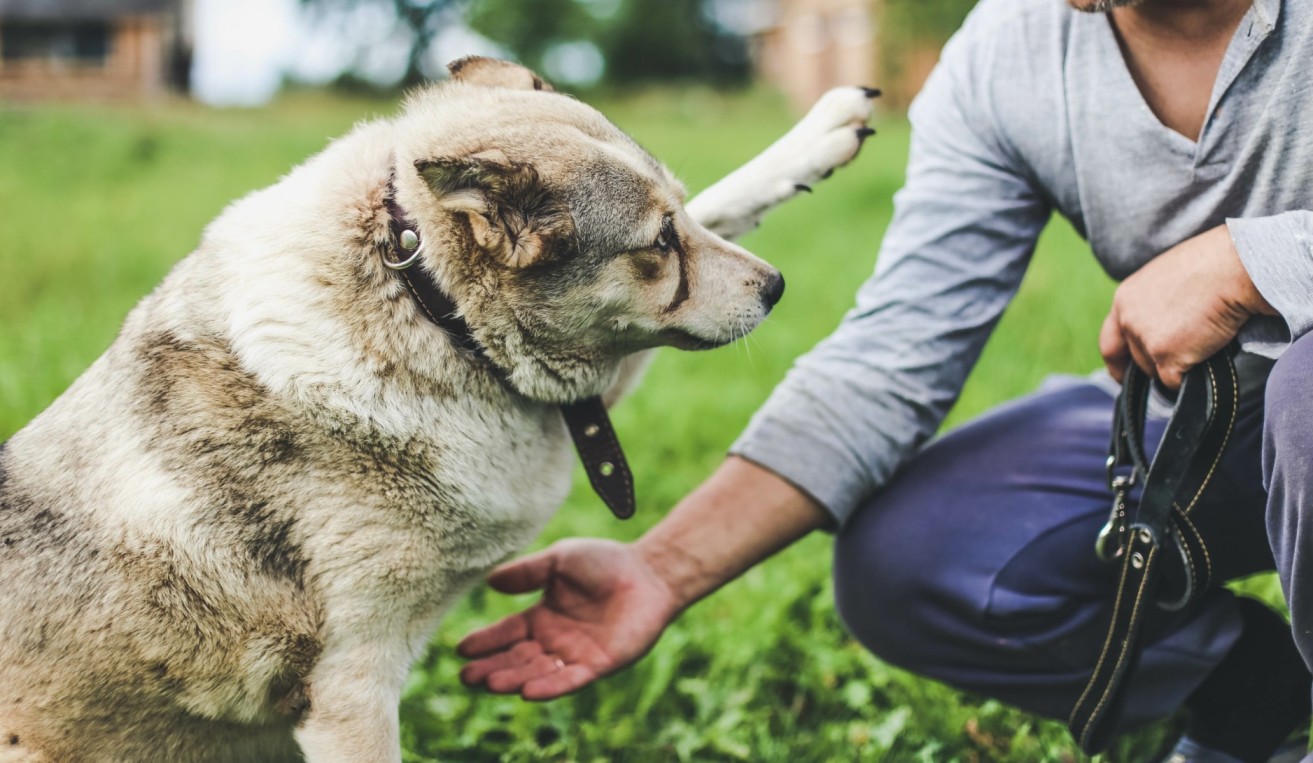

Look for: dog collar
[382,183,636,520]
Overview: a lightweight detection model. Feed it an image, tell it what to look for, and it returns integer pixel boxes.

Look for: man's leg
[1266,333,1313,668]
[833,377,1303,755]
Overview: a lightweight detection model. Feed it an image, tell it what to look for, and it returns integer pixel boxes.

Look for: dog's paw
[776,86,879,193]
[684,86,879,241]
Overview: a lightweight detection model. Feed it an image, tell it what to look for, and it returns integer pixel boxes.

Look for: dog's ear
[417,153,574,269]
[446,56,554,92]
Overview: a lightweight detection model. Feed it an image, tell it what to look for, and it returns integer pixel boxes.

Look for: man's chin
[1066,0,1144,12]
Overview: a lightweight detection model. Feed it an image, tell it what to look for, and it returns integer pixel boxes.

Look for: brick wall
[0,15,167,101]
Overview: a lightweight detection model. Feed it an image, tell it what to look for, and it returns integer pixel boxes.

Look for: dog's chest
[342,394,576,572]
[432,399,573,525]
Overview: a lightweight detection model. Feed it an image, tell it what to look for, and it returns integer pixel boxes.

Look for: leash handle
[1071,346,1240,754]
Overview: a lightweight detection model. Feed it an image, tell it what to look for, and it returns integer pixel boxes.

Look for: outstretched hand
[1099,224,1274,389]
[458,539,680,701]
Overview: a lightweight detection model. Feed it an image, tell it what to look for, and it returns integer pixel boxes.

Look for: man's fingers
[457,612,531,658]
[460,651,520,687]
[1157,362,1187,392]
[486,652,569,694]
[1124,334,1157,383]
[486,547,558,594]
[522,664,598,701]
[1099,305,1162,383]
[459,639,544,686]
[1099,309,1130,383]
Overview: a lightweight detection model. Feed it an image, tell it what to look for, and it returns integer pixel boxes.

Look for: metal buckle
[1095,473,1135,562]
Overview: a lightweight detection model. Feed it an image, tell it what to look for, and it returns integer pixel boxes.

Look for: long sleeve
[729,23,1052,527]
[1228,211,1313,358]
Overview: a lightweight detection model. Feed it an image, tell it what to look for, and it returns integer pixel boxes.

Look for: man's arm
[729,14,1052,525]
[634,457,830,607]
[457,457,826,700]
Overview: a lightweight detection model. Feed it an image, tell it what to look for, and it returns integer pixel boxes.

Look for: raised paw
[683,86,880,241]
[779,85,879,189]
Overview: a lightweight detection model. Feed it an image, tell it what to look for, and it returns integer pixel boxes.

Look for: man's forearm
[634,455,832,610]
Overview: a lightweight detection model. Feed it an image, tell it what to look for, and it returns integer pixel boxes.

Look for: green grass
[0,88,1279,761]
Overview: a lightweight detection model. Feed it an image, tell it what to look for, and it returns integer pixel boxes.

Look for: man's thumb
[487,547,558,594]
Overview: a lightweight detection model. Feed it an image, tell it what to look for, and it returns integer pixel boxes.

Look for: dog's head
[390,57,783,403]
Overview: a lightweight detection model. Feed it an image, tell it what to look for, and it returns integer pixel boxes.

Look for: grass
[0,87,1280,761]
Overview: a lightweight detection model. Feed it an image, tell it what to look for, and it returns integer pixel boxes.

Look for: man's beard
[1068,0,1146,11]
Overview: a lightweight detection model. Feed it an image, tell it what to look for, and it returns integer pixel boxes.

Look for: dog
[0,57,875,762]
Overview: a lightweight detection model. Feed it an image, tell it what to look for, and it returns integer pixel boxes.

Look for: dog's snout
[762,271,786,310]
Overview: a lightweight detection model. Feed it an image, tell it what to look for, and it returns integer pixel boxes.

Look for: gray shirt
[730,0,1313,527]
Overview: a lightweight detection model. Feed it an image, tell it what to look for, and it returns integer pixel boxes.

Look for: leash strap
[1069,348,1239,753]
[383,187,636,520]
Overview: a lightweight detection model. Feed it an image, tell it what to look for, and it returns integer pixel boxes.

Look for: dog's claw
[862,86,883,99]
[821,168,834,180]
[794,183,813,193]
[856,126,876,143]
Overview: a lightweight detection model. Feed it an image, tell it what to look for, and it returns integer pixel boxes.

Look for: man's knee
[830,383,1122,674]
[832,508,936,670]
[1263,334,1313,489]
[833,500,1104,677]
[833,538,933,672]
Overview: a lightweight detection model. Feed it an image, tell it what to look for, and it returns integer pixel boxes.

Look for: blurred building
[0,0,192,100]
[751,0,880,112]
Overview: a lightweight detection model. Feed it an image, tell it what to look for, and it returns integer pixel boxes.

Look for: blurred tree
[465,0,748,87]
[592,0,749,85]
[463,0,596,78]
[299,0,462,86]
[298,0,749,89]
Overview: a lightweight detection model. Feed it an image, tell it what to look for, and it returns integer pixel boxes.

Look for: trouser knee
[1263,333,1313,488]
[832,519,936,671]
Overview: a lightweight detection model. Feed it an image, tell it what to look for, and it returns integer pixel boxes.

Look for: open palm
[458,539,680,700]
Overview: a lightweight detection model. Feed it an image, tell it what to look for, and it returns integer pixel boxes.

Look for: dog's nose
[762,271,786,310]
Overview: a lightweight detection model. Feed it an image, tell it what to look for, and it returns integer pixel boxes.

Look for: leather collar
[382,182,635,520]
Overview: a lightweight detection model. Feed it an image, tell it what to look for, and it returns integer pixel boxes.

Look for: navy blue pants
[833,333,1313,732]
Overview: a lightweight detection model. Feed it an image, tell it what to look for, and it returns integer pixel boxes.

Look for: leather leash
[1068,346,1239,753]
[381,184,636,520]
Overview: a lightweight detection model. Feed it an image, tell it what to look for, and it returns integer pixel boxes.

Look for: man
[458,0,1313,759]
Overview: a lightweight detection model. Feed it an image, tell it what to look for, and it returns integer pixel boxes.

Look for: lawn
[0,87,1268,761]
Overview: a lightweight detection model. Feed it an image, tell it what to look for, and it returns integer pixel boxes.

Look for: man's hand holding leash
[1099,224,1275,388]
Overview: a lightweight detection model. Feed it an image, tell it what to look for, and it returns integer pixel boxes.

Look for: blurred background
[1,1,1248,761]
[0,0,974,108]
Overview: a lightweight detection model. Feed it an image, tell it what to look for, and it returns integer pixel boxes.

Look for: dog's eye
[654,217,676,253]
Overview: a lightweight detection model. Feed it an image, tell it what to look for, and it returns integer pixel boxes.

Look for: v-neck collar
[1096,0,1279,160]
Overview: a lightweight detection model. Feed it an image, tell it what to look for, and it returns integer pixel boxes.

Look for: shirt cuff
[729,408,874,530]
[1228,212,1313,358]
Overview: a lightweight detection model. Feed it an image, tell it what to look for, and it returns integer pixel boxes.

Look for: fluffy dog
[0,58,875,762]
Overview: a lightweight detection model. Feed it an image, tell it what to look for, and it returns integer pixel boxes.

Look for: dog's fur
[0,58,873,762]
